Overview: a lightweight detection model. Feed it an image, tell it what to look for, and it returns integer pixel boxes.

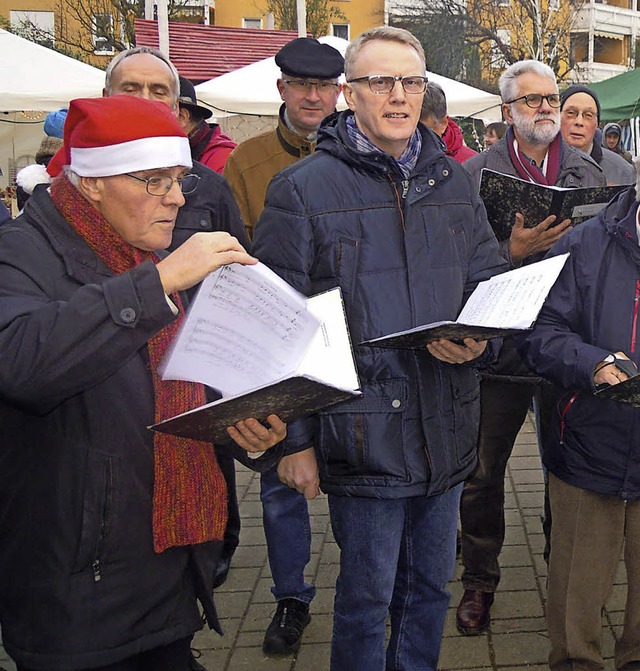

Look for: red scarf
[50,174,227,553]
[506,125,562,186]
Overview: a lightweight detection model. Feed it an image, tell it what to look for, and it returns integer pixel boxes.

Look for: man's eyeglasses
[346,75,428,95]
[282,79,340,93]
[506,93,561,109]
[561,108,597,122]
[124,172,201,196]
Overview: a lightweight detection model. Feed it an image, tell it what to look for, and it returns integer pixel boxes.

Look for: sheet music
[457,253,569,330]
[160,262,320,397]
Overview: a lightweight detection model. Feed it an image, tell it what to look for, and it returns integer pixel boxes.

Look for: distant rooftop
[134,20,298,84]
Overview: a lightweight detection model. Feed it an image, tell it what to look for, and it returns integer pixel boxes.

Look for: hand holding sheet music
[363,254,569,350]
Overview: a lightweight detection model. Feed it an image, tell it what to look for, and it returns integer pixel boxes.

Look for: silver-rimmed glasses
[346,75,428,95]
[124,172,201,196]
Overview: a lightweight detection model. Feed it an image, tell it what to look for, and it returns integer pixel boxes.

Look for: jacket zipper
[388,175,407,231]
[559,392,579,445]
[92,460,114,582]
[632,280,640,354]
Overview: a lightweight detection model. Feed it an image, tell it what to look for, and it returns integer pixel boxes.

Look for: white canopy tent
[0,29,104,193]
[0,29,105,111]
[195,35,502,121]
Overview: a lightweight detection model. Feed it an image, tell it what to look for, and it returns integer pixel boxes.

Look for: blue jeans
[328,485,462,671]
[260,466,316,604]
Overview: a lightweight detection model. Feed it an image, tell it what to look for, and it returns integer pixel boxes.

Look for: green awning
[586,68,640,122]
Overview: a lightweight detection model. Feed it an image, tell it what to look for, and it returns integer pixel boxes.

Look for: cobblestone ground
[0,414,627,670]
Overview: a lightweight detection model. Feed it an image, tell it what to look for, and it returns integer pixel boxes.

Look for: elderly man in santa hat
[0,95,286,671]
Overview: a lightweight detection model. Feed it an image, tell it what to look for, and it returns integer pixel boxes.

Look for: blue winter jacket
[519,186,640,500]
[252,111,508,498]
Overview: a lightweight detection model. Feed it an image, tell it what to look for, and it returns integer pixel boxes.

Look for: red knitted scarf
[50,174,227,553]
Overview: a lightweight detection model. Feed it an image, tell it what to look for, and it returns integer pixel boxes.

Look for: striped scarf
[345,113,422,178]
[50,174,227,553]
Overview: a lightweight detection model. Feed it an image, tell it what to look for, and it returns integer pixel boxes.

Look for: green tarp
[587,69,640,122]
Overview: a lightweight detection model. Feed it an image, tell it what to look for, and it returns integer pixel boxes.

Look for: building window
[92,13,114,55]
[332,23,350,40]
[243,17,262,29]
[10,10,55,47]
[491,29,511,68]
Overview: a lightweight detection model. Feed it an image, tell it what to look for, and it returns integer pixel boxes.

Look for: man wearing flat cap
[223,36,343,657]
[224,36,343,240]
[178,75,237,175]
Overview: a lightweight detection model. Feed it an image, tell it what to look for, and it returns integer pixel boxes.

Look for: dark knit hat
[275,37,344,79]
[560,84,601,122]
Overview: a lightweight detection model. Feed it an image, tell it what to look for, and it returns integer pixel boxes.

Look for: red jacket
[190,124,237,174]
[442,118,477,164]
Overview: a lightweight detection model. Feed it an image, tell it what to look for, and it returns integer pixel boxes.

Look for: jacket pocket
[335,236,360,305]
[72,452,117,581]
[318,378,408,479]
[449,367,480,468]
[171,208,212,249]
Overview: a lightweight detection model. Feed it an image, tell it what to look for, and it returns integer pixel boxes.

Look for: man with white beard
[454,60,606,636]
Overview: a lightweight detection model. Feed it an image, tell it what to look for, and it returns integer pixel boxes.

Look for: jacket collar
[276,104,316,158]
[317,110,448,179]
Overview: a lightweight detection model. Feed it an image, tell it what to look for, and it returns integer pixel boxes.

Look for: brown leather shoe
[456,589,494,635]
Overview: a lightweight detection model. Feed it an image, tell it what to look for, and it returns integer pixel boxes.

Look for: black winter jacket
[519,187,640,500]
[169,160,249,251]
[252,111,508,499]
[0,188,230,670]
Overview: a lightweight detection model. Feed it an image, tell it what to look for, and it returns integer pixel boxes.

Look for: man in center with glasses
[456,60,605,635]
[252,26,507,670]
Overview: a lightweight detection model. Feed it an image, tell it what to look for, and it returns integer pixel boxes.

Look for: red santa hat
[47,95,192,179]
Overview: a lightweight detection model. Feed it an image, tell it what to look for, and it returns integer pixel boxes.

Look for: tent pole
[297,0,307,37]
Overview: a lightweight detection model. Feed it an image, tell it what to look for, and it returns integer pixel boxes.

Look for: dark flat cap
[560,84,601,122]
[275,37,344,79]
[178,76,212,120]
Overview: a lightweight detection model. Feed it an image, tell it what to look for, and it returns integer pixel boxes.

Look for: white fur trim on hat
[70,136,192,177]
[16,164,52,195]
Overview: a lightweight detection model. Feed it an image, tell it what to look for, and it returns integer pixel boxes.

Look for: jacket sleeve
[223,152,254,241]
[516,238,611,391]
[251,172,318,454]
[0,226,177,415]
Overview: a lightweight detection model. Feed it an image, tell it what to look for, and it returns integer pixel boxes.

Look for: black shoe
[262,598,311,655]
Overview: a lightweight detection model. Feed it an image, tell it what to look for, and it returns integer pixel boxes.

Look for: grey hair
[499,60,556,103]
[104,46,180,100]
[64,167,81,187]
[344,26,425,80]
[421,80,447,122]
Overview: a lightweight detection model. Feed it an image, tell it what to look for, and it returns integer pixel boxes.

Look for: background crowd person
[252,26,507,671]
[420,80,477,163]
[103,46,248,591]
[559,84,635,186]
[483,121,506,149]
[177,76,236,174]
[224,37,343,241]
[518,165,640,671]
[458,59,606,636]
[0,94,286,671]
[603,122,633,164]
[224,37,344,656]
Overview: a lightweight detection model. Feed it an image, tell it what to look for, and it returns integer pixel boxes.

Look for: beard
[511,105,560,145]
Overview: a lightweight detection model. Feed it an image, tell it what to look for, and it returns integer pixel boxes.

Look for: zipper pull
[401,180,409,199]
[92,559,102,582]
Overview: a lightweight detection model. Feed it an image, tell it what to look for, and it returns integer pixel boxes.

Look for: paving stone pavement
[0,414,628,670]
